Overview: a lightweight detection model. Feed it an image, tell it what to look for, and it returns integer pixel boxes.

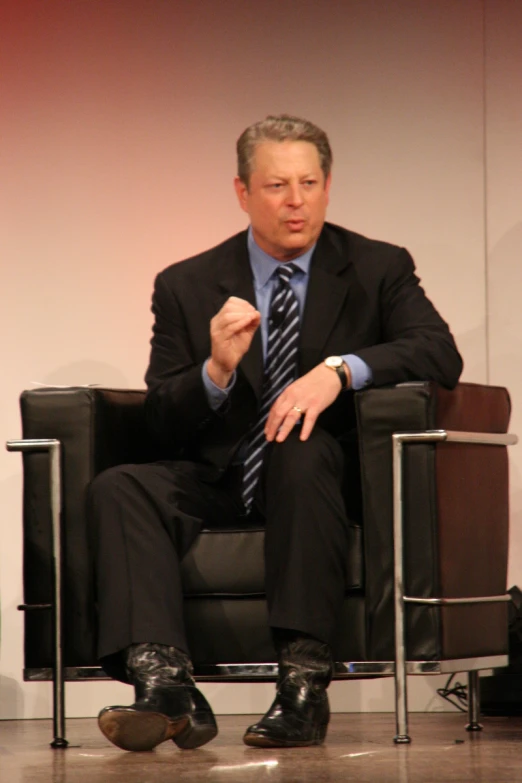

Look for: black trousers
[88,426,353,679]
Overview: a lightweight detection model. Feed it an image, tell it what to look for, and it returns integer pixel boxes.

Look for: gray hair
[236,114,332,186]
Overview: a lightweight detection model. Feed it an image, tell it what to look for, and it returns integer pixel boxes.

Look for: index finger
[264,398,291,442]
[226,296,257,311]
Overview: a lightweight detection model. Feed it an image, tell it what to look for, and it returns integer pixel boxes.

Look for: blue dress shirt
[202,227,373,409]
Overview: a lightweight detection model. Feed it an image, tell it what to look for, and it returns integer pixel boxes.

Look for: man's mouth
[285,219,306,231]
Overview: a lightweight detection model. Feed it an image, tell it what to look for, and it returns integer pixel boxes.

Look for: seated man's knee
[267,427,343,487]
[88,464,140,505]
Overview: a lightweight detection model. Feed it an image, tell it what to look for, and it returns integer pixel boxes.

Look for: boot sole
[172,712,218,750]
[243,727,327,748]
[98,708,188,752]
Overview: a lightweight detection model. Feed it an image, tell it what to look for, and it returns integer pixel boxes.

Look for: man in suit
[91,114,463,752]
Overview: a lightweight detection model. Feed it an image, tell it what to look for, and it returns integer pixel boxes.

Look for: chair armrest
[355,381,512,661]
[16,386,164,668]
[20,386,164,473]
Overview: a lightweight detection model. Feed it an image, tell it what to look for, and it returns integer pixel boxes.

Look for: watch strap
[335,363,348,390]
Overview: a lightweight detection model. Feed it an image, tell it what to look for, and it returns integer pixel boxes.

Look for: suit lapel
[299,227,353,373]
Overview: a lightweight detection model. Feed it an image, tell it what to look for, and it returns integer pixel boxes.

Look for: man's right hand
[207,296,261,389]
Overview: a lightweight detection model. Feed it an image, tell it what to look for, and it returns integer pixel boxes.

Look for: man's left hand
[264,362,351,443]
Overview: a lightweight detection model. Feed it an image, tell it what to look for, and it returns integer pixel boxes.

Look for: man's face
[234,140,331,261]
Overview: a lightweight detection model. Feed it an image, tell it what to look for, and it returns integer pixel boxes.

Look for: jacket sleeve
[353,248,463,389]
[143,271,219,447]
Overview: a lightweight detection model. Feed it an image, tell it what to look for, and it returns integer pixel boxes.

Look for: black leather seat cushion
[181,525,363,596]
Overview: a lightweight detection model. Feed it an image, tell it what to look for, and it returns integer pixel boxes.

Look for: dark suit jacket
[144,222,463,472]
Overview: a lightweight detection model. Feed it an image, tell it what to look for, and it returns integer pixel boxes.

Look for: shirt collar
[247,226,315,289]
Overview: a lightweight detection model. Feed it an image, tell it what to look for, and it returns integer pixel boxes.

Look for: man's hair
[236,114,332,186]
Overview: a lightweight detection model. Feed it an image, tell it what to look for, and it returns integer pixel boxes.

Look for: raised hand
[207,296,261,388]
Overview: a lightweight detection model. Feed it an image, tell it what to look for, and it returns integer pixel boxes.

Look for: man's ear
[234,176,249,214]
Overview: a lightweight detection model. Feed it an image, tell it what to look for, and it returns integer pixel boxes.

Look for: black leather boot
[98,643,218,752]
[243,636,333,748]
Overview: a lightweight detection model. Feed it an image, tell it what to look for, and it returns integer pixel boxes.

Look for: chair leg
[392,435,411,744]
[51,667,68,748]
[49,441,68,749]
[466,670,483,732]
[393,661,411,744]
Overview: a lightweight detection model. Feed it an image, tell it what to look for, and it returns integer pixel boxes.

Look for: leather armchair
[7,381,516,746]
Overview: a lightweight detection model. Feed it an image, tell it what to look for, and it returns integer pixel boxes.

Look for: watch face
[325,356,343,369]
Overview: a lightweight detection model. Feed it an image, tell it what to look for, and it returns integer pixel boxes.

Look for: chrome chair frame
[6,427,517,748]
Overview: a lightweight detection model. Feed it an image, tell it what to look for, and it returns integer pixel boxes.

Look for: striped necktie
[241,263,300,510]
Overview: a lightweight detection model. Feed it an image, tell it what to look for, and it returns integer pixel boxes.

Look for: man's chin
[279,232,314,259]
[253,227,319,261]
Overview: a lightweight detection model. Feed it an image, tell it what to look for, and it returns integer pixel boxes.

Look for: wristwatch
[324,356,348,389]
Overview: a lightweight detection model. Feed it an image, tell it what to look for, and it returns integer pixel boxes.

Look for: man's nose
[286,184,304,207]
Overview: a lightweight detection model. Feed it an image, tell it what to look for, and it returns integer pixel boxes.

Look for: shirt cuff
[202,358,236,410]
[341,354,373,391]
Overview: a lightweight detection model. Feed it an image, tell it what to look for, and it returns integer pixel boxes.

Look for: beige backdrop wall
[1,0,519,720]
[486,1,522,580]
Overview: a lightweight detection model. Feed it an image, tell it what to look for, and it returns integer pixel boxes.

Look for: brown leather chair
[7,381,516,747]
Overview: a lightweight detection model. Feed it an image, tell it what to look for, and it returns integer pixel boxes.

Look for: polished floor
[1,713,522,782]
